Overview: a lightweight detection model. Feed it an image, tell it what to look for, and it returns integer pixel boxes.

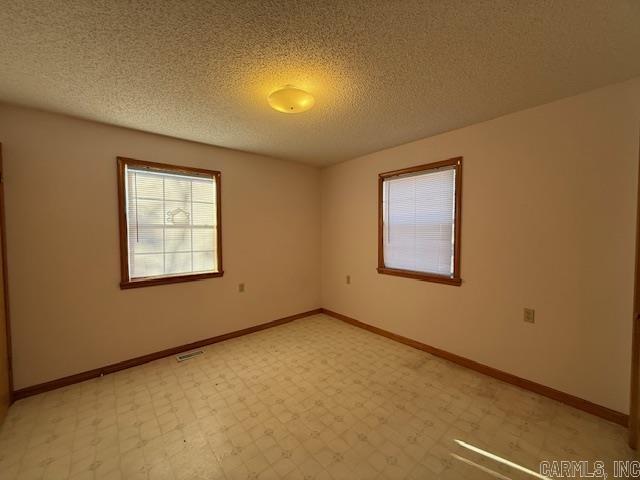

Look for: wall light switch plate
[524,308,535,323]
[238,283,245,293]
[346,275,351,285]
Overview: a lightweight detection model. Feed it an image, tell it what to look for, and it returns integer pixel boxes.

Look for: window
[378,157,462,285]
[117,157,223,289]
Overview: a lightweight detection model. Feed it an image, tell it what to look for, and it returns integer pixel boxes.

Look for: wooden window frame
[377,156,463,286]
[117,157,223,289]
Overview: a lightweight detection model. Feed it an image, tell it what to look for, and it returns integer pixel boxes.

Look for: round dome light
[268,86,315,114]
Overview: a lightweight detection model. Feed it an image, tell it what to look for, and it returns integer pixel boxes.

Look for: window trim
[377,156,462,286]
[116,156,223,289]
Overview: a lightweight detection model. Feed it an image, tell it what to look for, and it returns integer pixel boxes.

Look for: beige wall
[0,104,321,389]
[2,78,639,411]
[321,78,640,413]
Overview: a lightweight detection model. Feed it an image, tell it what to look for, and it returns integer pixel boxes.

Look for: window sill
[120,271,224,289]
[377,267,462,286]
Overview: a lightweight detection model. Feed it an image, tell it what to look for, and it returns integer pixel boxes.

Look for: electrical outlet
[238,283,245,293]
[524,308,535,324]
[346,275,351,285]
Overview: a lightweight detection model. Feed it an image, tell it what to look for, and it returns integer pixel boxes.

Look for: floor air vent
[176,350,204,362]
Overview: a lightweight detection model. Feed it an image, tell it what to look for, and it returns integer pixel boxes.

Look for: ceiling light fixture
[268,85,315,114]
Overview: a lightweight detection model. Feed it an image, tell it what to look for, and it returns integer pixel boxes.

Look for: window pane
[164,176,191,202]
[192,179,215,203]
[128,226,163,254]
[164,200,191,226]
[193,228,215,251]
[165,252,192,274]
[125,163,220,281]
[192,202,215,226]
[132,253,163,278]
[193,251,215,272]
[165,228,191,253]
[133,198,164,225]
[383,167,456,276]
[134,172,163,199]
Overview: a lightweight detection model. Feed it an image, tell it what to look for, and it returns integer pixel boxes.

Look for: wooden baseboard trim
[12,308,322,401]
[12,307,629,427]
[320,308,628,427]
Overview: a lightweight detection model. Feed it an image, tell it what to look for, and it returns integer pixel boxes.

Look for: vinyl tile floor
[0,314,636,479]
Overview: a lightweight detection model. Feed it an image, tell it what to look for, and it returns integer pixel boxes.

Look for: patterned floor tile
[0,314,636,479]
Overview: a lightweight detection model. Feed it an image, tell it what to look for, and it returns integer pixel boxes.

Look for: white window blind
[382,166,456,276]
[125,166,219,280]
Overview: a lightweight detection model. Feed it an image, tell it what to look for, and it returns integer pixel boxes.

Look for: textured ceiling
[1,1,639,166]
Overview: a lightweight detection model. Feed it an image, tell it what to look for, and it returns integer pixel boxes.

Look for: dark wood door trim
[629,134,640,449]
[630,313,640,448]
[0,144,14,406]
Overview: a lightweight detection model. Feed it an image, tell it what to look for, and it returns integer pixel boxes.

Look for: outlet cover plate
[524,308,535,323]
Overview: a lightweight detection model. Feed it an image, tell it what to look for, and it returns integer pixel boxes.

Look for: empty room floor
[0,314,634,480]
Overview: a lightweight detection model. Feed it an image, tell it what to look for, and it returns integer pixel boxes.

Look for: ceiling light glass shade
[268,86,315,113]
